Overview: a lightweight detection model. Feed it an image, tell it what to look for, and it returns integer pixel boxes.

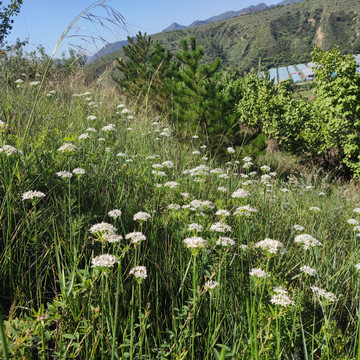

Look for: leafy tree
[0,0,23,46]
[312,46,360,175]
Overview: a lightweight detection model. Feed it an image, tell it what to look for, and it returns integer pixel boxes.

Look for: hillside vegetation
[94,0,360,73]
[2,47,360,359]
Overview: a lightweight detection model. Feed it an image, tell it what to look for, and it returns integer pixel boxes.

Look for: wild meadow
[0,66,360,360]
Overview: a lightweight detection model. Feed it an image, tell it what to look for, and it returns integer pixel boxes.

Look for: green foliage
[0,0,23,46]
[170,37,234,141]
[311,46,360,176]
[112,31,174,111]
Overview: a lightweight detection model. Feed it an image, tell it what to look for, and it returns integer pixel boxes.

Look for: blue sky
[6,0,281,56]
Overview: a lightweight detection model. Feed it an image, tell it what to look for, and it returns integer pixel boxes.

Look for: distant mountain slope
[92,0,360,73]
[164,3,269,31]
[162,22,187,32]
[91,1,287,61]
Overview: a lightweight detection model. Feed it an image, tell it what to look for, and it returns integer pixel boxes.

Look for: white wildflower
[164,181,179,189]
[91,254,118,268]
[57,143,78,153]
[205,280,219,291]
[216,237,235,247]
[227,147,235,154]
[217,186,227,192]
[270,287,294,307]
[215,209,231,217]
[72,168,86,175]
[133,211,151,222]
[310,286,337,302]
[183,236,207,249]
[22,190,46,200]
[108,209,122,218]
[102,124,116,132]
[89,222,117,236]
[294,234,322,250]
[255,238,284,255]
[125,231,146,245]
[234,205,258,217]
[348,219,359,226]
[87,115,97,120]
[309,206,321,212]
[250,268,270,278]
[260,165,271,173]
[56,171,73,178]
[300,265,316,276]
[293,224,304,231]
[187,223,203,232]
[210,221,232,233]
[78,133,90,140]
[129,266,147,280]
[231,188,250,199]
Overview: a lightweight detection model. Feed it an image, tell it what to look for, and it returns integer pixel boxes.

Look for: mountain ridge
[90,0,305,61]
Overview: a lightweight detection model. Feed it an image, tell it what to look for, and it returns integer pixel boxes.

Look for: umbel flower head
[205,280,219,291]
[255,238,284,255]
[91,254,118,268]
[22,190,46,201]
[294,234,322,250]
[89,222,117,238]
[270,286,295,307]
[125,231,146,245]
[57,143,78,153]
[129,266,148,282]
[133,211,151,222]
[183,236,207,256]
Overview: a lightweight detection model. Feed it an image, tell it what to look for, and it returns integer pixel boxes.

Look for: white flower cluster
[22,190,46,200]
[227,147,235,154]
[164,181,179,189]
[89,222,117,236]
[187,223,203,232]
[204,280,219,291]
[300,265,316,276]
[102,123,116,132]
[72,168,85,175]
[310,286,337,302]
[183,165,210,177]
[0,145,23,156]
[249,268,269,278]
[91,254,118,268]
[162,160,174,168]
[293,224,304,231]
[234,205,258,217]
[108,209,122,218]
[57,143,78,153]
[210,221,232,233]
[125,231,146,245]
[56,171,73,178]
[133,211,151,221]
[215,209,231,217]
[129,266,148,280]
[347,219,359,226]
[189,199,214,211]
[255,238,284,254]
[231,188,250,199]
[183,236,207,249]
[294,234,322,250]
[270,287,295,307]
[216,237,235,247]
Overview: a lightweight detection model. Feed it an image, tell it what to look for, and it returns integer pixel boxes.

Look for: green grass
[1,71,360,359]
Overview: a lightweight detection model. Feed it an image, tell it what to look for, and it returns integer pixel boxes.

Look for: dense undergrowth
[1,57,360,359]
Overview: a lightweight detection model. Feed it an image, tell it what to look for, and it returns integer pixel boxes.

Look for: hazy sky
[6,0,281,56]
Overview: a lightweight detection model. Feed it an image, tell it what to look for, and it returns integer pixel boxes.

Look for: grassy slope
[93,0,360,74]
[1,72,360,358]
